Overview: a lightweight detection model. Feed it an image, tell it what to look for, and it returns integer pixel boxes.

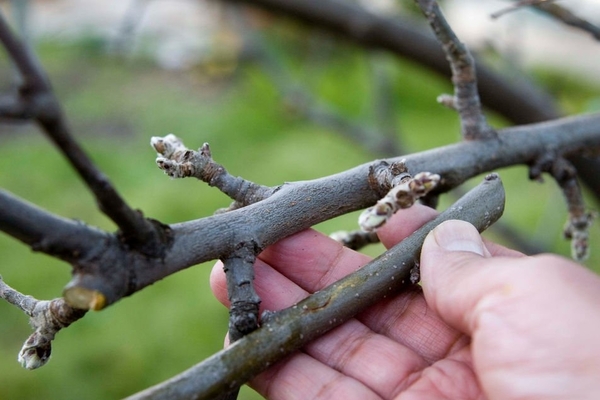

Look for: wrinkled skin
[211,204,600,400]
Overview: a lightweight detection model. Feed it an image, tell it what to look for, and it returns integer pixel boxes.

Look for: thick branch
[0,10,167,256]
[126,174,505,400]
[0,189,114,262]
[59,113,600,309]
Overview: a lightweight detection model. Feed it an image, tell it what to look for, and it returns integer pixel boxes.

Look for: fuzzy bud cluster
[359,171,440,232]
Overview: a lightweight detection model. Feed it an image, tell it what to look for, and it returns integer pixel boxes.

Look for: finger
[377,203,438,249]
[258,203,438,293]
[249,352,380,400]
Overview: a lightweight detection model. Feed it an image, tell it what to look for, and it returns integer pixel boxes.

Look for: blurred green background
[1,3,600,400]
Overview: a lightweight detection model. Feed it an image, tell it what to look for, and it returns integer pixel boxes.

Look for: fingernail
[432,220,487,256]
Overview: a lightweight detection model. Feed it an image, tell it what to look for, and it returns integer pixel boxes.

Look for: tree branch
[1,113,597,315]
[0,10,168,256]
[414,0,494,140]
[530,156,596,261]
[0,189,113,262]
[151,134,275,207]
[224,0,560,124]
[492,1,600,41]
[126,173,505,400]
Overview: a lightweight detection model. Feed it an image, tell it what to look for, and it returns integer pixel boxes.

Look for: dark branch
[0,10,168,256]
[222,243,261,342]
[2,113,598,314]
[223,0,560,124]
[535,1,600,40]
[0,189,112,263]
[126,174,505,400]
[57,112,600,310]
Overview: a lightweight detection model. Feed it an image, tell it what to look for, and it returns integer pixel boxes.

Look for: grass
[0,28,599,400]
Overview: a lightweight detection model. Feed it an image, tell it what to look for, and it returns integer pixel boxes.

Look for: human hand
[210,204,600,399]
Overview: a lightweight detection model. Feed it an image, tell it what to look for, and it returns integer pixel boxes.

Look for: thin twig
[534,1,600,41]
[530,155,595,260]
[492,1,600,41]
[125,174,505,400]
[151,134,275,207]
[491,0,554,19]
[414,0,495,140]
[233,12,401,157]
[0,276,87,369]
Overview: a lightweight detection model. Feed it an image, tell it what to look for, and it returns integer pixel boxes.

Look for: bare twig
[1,113,598,370]
[492,1,600,41]
[152,134,275,207]
[414,0,494,140]
[0,276,87,369]
[491,0,554,19]
[0,189,113,263]
[0,10,168,256]
[530,155,595,260]
[126,174,505,400]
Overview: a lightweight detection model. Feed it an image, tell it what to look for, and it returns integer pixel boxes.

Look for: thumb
[419,220,496,334]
